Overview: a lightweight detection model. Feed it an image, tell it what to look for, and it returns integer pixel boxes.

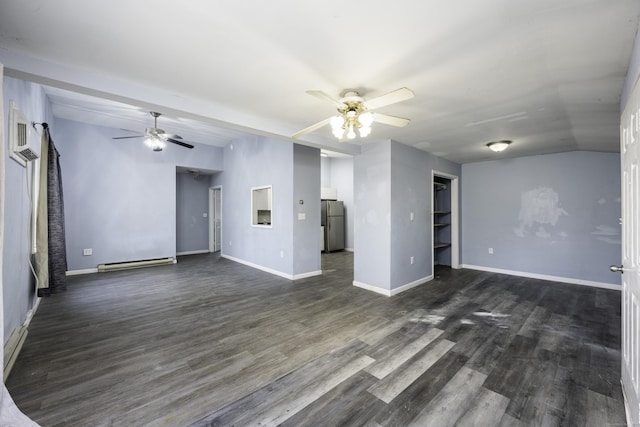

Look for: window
[251,185,272,227]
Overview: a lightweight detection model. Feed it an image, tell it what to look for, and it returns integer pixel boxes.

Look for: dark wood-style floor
[7,252,625,426]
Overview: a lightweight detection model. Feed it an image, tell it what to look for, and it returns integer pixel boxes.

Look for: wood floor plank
[368,338,455,403]
[279,370,383,427]
[455,387,511,427]
[191,340,375,426]
[365,327,444,379]
[373,350,469,427]
[407,366,488,427]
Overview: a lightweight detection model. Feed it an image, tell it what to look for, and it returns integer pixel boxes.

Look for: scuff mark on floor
[408,309,445,325]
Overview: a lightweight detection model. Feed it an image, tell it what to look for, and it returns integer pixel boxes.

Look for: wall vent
[9,101,38,167]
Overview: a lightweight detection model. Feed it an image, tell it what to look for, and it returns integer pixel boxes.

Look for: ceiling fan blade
[293,117,333,139]
[164,134,183,140]
[364,87,414,110]
[167,138,194,149]
[306,90,345,109]
[112,135,145,140]
[372,112,411,127]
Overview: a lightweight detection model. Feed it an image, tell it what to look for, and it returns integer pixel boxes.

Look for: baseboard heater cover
[98,257,174,272]
[4,325,28,380]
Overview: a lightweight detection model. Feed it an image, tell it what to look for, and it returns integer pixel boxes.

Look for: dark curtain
[38,124,67,296]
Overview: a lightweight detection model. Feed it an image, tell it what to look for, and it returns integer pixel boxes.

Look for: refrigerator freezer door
[327,200,344,217]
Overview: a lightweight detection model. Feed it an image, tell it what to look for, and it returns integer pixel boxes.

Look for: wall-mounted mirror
[252,185,272,227]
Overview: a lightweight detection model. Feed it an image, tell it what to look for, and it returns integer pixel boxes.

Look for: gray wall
[55,118,223,271]
[2,76,49,343]
[321,156,331,187]
[354,140,461,292]
[389,142,432,289]
[293,144,321,275]
[176,172,210,254]
[461,151,621,285]
[354,141,392,290]
[212,135,321,278]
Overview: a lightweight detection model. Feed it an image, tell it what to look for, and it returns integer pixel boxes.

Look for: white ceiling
[1,0,639,163]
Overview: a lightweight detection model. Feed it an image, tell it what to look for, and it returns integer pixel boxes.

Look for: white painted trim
[391,275,434,296]
[461,264,621,291]
[209,187,214,253]
[345,247,354,252]
[292,270,323,280]
[66,268,98,276]
[221,254,321,281]
[353,281,392,296]
[621,379,633,427]
[353,275,434,297]
[176,250,209,256]
[209,185,222,253]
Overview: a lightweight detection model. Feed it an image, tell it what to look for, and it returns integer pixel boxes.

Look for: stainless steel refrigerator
[321,200,345,252]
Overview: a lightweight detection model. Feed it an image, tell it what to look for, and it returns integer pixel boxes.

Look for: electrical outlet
[280,250,284,258]
[410,212,414,221]
[83,248,92,256]
[410,256,414,265]
[488,247,494,254]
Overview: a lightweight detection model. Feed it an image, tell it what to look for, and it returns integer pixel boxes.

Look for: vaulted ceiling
[1,0,639,163]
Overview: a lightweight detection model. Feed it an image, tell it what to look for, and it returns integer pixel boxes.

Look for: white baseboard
[176,250,210,256]
[345,248,354,252]
[66,268,98,276]
[621,379,635,426]
[292,270,323,280]
[391,275,434,296]
[221,254,321,281]
[461,264,621,291]
[354,275,433,297]
[353,281,392,296]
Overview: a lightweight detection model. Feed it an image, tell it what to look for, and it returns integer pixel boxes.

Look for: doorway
[209,186,222,253]
[432,171,459,269]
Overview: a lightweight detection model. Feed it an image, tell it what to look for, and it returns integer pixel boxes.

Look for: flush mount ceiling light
[487,140,511,152]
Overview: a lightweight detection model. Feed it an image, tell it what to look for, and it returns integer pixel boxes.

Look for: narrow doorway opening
[432,171,459,270]
[209,186,222,253]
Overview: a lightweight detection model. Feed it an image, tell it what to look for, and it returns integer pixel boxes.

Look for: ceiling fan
[112,111,194,151]
[293,87,414,141]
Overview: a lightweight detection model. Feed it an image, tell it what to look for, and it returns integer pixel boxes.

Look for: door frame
[432,170,460,269]
[209,186,222,253]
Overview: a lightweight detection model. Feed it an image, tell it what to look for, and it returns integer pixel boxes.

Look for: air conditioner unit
[9,101,38,167]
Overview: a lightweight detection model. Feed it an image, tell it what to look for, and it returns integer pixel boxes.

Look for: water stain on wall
[514,187,568,239]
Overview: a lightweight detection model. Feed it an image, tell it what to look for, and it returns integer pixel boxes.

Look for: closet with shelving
[433,177,452,266]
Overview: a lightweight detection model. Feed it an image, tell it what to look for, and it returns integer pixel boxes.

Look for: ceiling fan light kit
[294,87,414,141]
[487,140,511,152]
[112,111,195,151]
[144,135,166,151]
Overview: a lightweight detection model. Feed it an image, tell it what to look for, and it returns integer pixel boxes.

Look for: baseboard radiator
[4,325,28,380]
[97,257,174,272]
